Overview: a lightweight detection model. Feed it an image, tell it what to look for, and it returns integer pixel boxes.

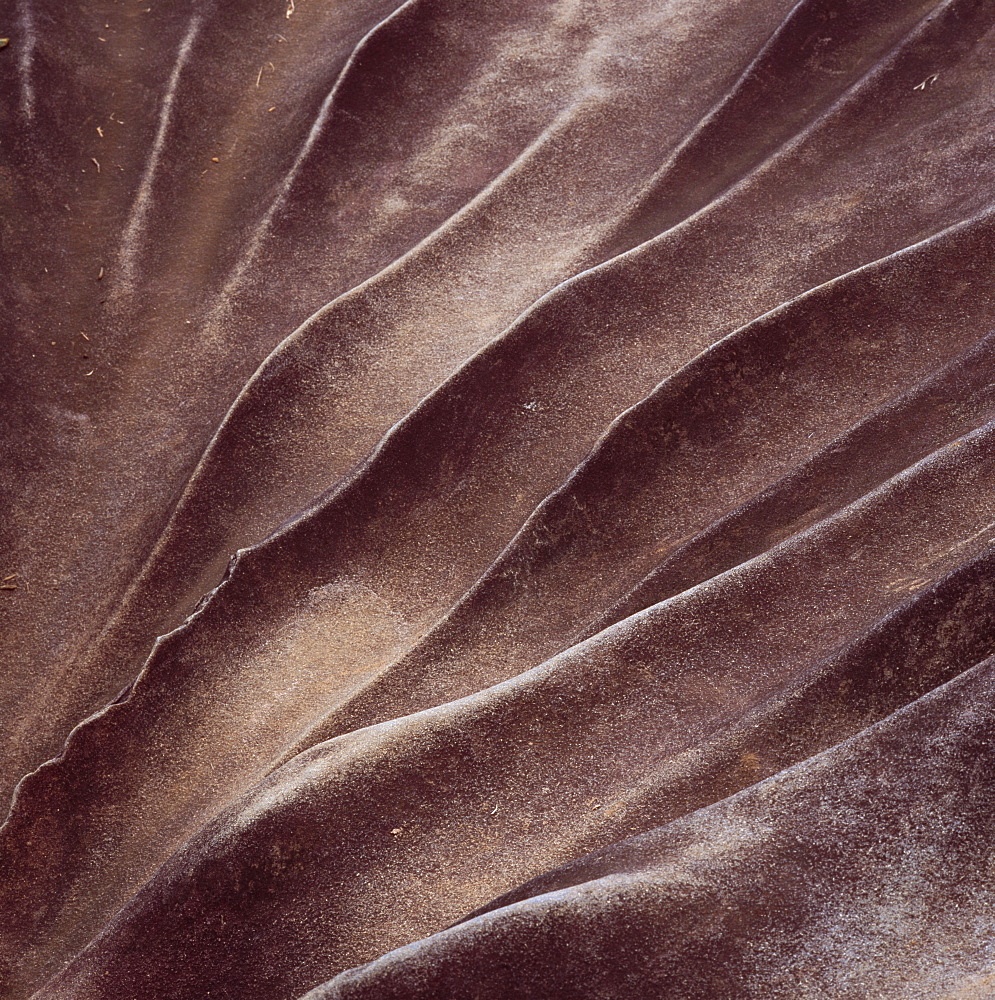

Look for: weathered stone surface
[3,0,995,996]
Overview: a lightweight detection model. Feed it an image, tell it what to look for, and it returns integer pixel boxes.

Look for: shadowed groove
[3,198,993,994]
[585,326,995,634]
[98,0,995,689]
[70,95,626,681]
[6,0,713,804]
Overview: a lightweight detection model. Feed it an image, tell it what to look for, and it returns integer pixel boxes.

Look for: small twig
[91,157,101,173]
[285,0,294,18]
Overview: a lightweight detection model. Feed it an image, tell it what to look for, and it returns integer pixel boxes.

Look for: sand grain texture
[3,0,995,997]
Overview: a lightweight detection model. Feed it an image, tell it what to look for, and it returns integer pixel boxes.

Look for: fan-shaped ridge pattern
[3,0,995,997]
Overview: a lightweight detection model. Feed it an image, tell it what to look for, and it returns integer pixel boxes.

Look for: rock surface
[3,0,995,996]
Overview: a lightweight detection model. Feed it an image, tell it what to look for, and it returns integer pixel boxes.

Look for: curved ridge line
[180,92,616,453]
[270,210,995,765]
[605,0,951,253]
[566,549,995,847]
[12,0,978,726]
[328,416,995,802]
[286,417,995,812]
[23,7,590,754]
[594,416,995,657]
[580,0,973,300]
[113,14,203,287]
[258,203,989,556]
[210,0,419,304]
[384,0,979,423]
[78,0,976,650]
[265,215,995,774]
[272,551,995,993]
[0,535,243,836]
[602,0,817,242]
[162,0,942,505]
[438,651,995,943]
[122,97,609,528]
[335,207,995,676]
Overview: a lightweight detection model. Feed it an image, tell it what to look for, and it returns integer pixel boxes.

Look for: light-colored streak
[114,16,202,287]
[17,0,36,119]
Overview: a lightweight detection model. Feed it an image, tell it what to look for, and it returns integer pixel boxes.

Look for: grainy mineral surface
[3,0,995,997]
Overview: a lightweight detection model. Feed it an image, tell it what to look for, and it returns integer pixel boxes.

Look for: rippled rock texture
[3,0,995,996]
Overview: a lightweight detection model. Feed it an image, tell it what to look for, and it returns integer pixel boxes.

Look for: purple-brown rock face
[3,0,995,996]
